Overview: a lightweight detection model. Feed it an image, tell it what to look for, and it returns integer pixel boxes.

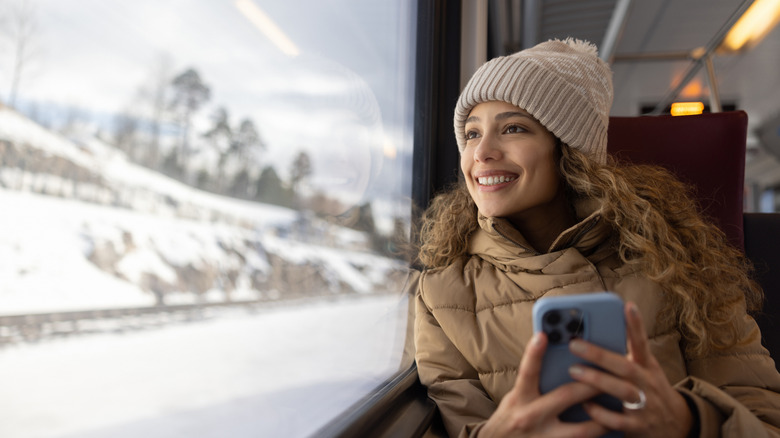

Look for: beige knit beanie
[454,38,613,164]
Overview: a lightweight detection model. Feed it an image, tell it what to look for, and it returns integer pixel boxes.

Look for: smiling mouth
[477,175,516,186]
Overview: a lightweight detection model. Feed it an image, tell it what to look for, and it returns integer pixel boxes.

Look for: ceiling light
[720,0,780,52]
[235,0,300,57]
[671,102,705,116]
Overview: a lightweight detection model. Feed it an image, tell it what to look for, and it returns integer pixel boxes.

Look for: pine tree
[232,118,264,162]
[256,166,292,207]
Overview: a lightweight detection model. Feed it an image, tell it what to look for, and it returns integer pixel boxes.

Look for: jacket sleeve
[414,272,496,437]
[679,313,780,437]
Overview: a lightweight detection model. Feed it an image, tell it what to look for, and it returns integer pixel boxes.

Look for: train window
[0,0,417,437]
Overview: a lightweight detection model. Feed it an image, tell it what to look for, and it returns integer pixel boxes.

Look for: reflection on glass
[0,0,416,436]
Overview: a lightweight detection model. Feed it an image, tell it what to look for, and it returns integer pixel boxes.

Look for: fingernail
[569,364,584,376]
[532,332,543,346]
[570,339,586,353]
[629,302,639,315]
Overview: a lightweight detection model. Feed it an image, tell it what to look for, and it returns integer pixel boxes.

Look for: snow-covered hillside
[0,105,412,438]
[0,105,408,315]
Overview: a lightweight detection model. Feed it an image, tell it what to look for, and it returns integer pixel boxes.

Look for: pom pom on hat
[563,37,599,56]
[454,38,613,164]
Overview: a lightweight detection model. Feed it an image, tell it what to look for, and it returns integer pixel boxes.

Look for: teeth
[478,176,515,186]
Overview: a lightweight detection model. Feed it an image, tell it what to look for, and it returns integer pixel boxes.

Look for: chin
[476,206,505,218]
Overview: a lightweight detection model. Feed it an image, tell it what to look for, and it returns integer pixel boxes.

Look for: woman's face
[461,101,563,224]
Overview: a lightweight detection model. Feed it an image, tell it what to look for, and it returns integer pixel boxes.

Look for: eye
[504,124,527,134]
[465,130,480,140]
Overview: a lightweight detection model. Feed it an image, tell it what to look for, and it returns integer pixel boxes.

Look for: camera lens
[566,319,584,337]
[548,330,562,344]
[544,310,561,326]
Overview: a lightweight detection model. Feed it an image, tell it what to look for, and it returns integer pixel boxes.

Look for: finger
[625,302,651,366]
[583,401,637,433]
[557,418,610,438]
[514,332,547,397]
[569,339,631,378]
[533,381,603,417]
[548,381,603,407]
[568,363,642,405]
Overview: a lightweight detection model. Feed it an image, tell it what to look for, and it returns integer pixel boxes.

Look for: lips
[473,169,519,187]
[477,175,516,186]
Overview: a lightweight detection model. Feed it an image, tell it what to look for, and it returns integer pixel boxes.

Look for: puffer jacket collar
[469,199,612,266]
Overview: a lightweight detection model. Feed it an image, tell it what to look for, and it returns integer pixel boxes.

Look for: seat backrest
[744,212,780,366]
[608,112,780,366]
[607,111,748,251]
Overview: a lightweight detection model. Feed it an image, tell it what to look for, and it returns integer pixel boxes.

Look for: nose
[473,133,502,162]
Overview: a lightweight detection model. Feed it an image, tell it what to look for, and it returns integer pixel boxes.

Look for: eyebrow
[465,111,534,124]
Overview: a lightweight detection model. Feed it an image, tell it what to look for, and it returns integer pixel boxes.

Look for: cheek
[460,153,471,175]
[460,155,476,186]
[459,157,480,200]
[526,149,561,189]
[538,159,563,195]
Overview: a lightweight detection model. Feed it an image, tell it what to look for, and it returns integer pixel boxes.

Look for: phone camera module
[542,308,585,344]
[544,310,561,326]
[548,330,563,344]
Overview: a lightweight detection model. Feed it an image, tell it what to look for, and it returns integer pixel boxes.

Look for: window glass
[0,0,416,436]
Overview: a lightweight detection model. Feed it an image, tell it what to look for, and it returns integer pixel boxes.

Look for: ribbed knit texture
[454,38,613,164]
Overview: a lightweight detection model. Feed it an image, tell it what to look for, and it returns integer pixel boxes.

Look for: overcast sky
[4,0,416,207]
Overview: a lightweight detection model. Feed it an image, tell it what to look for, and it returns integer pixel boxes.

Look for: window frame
[314,0,463,436]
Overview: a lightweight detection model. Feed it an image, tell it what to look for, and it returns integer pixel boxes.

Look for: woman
[413,38,780,437]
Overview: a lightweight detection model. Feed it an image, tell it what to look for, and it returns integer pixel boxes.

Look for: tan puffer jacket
[414,207,780,437]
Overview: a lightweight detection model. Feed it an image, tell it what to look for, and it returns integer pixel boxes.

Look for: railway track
[0,299,269,345]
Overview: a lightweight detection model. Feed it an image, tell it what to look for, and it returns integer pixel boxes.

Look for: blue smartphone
[532,292,626,435]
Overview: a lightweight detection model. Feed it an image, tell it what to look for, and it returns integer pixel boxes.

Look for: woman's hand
[567,302,694,438]
[479,332,608,438]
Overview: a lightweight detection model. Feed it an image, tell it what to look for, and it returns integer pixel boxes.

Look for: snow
[0,86,412,437]
[0,190,155,313]
[0,21,408,438]
[0,104,407,314]
[0,108,95,170]
[117,247,179,284]
[0,186,406,313]
[0,294,410,438]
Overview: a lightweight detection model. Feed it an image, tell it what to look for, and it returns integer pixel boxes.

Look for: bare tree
[60,105,88,137]
[113,111,141,158]
[168,67,210,170]
[3,0,40,108]
[129,53,174,169]
[145,53,173,168]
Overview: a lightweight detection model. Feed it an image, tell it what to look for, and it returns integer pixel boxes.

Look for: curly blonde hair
[416,144,762,357]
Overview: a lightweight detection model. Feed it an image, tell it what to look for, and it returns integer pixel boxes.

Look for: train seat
[607,111,780,365]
